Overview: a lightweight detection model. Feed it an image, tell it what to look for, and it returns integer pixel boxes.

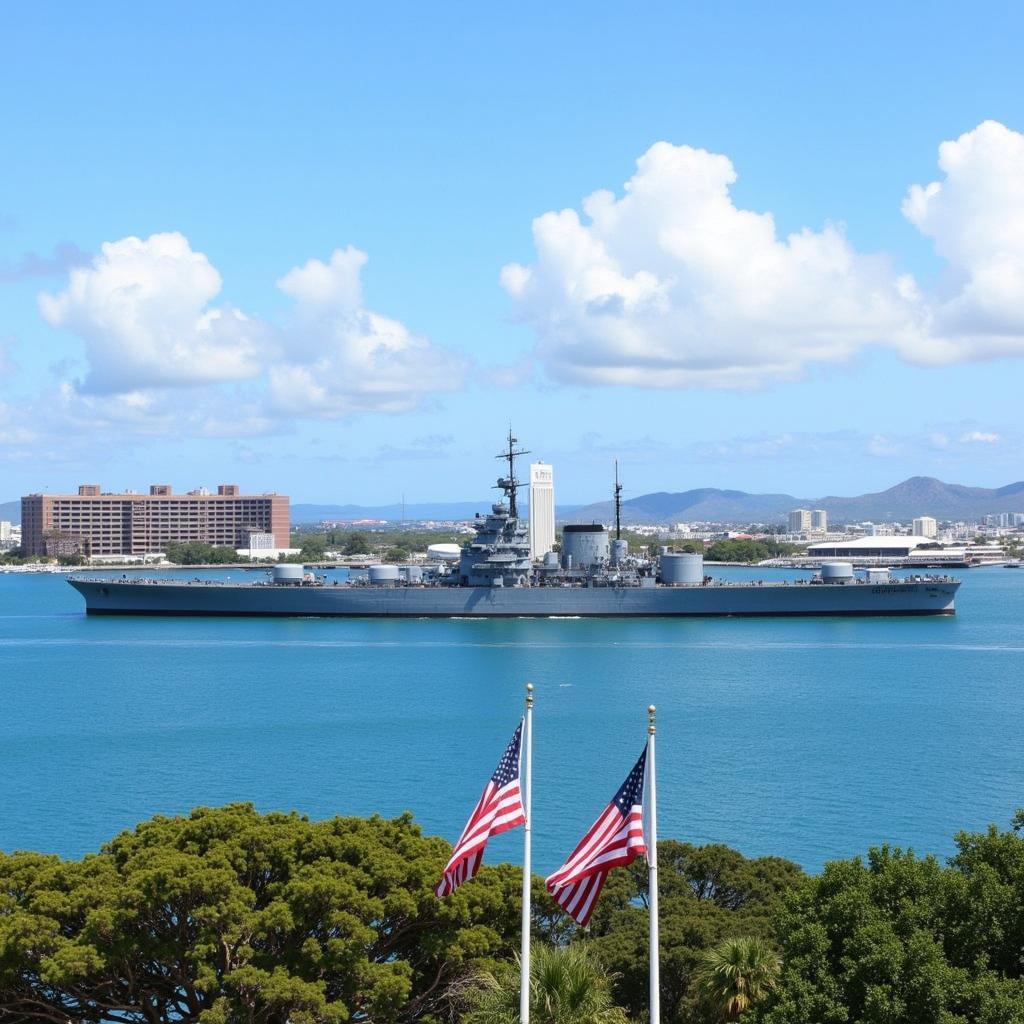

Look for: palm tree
[694,936,781,1019]
[463,944,628,1024]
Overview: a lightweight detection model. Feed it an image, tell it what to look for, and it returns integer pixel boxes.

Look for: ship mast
[496,427,530,519]
[614,459,623,540]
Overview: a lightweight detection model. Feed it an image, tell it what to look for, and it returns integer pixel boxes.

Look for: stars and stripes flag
[545,746,648,926]
[435,720,527,897]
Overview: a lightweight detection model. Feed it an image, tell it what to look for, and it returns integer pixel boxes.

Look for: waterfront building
[808,535,938,559]
[233,530,301,561]
[528,462,555,560]
[913,515,938,539]
[803,534,1009,566]
[243,531,277,551]
[0,521,11,549]
[810,509,828,532]
[788,509,812,533]
[21,484,289,557]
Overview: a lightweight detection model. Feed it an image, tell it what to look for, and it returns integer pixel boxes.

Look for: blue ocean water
[1,566,1022,874]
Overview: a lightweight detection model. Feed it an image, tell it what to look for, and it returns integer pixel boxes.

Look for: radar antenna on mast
[614,459,623,540]
[495,427,530,518]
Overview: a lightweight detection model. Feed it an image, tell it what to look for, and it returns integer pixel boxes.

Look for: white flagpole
[647,704,660,1024]
[520,683,534,1024]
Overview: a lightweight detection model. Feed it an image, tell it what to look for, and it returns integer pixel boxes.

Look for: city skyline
[2,3,1024,504]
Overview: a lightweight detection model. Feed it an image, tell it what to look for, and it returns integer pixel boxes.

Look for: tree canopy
[0,804,523,1024]
[342,533,372,556]
[165,541,239,565]
[572,841,803,1024]
[298,535,327,560]
[704,540,801,563]
[694,936,781,1020]
[463,945,627,1024]
[5,807,1024,1024]
[755,820,1024,1024]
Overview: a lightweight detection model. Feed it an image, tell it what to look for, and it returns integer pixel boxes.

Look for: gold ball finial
[648,704,656,734]
[525,681,534,707]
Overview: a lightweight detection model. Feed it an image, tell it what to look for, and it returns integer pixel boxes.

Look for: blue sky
[2,1,1023,504]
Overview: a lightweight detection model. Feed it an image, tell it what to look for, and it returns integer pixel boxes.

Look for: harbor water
[1,566,1022,873]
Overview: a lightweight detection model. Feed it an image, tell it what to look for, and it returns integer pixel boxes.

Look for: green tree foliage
[610,537,801,561]
[288,528,465,560]
[703,539,804,562]
[569,841,803,1024]
[756,821,1024,1024]
[0,804,524,1024]
[343,532,372,556]
[347,531,463,556]
[6,804,1021,1024]
[464,944,628,1024]
[694,936,781,1019]
[298,535,327,561]
[705,540,771,563]
[165,541,239,565]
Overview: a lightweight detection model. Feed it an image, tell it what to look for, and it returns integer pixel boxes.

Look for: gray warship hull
[67,577,959,617]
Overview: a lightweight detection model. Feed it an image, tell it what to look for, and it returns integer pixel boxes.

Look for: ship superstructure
[457,431,535,587]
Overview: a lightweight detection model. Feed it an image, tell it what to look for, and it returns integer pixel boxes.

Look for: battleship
[68,433,961,618]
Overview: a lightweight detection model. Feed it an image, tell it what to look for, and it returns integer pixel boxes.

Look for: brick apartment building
[21,484,290,557]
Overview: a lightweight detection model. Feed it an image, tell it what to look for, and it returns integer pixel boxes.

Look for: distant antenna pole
[614,460,623,540]
[496,427,530,519]
[401,493,405,526]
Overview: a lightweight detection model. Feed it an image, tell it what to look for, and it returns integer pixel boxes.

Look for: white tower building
[528,462,555,560]
[810,509,828,532]
[788,509,812,533]
[913,516,938,539]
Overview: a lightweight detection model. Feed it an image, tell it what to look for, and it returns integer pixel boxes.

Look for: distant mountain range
[3,477,1023,528]
[567,476,1024,525]
[302,476,1024,524]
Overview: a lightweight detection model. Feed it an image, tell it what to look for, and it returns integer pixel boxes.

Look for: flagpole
[520,683,534,1024]
[647,704,660,1024]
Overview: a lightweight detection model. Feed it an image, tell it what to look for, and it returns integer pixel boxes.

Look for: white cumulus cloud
[34,235,465,431]
[38,232,266,393]
[960,430,1000,443]
[268,247,467,417]
[900,120,1024,362]
[504,122,1024,388]
[501,141,911,389]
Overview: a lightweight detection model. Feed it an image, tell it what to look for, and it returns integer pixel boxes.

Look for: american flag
[545,746,648,926]
[435,721,526,897]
